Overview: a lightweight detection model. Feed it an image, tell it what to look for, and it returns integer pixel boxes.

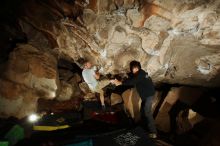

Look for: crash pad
[33,112,81,131]
[65,139,93,146]
[93,127,156,146]
[4,125,24,146]
[0,141,8,146]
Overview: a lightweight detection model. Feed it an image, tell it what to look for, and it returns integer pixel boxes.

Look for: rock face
[0,44,59,118]
[82,0,220,87]
[122,88,142,122]
[15,0,220,87]
[1,0,220,118]
[56,81,73,101]
[155,86,204,133]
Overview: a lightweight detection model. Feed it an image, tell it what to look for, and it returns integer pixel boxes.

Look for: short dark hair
[77,58,89,66]
[130,60,141,72]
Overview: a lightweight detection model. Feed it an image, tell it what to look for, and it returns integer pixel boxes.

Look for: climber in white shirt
[81,59,110,109]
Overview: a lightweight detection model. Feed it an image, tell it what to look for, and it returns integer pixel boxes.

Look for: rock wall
[81,0,220,87]
[1,0,220,118]
[155,86,205,132]
[0,44,59,118]
[17,0,220,87]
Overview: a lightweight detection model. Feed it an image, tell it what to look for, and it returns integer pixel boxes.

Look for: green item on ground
[0,141,9,146]
[4,125,24,146]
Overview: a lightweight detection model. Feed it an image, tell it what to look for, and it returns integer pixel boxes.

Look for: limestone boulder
[68,73,82,83]
[59,69,75,81]
[122,88,142,122]
[56,81,73,101]
[176,109,204,134]
[127,8,145,27]
[79,82,96,100]
[14,0,220,87]
[155,86,205,133]
[110,93,123,106]
[79,82,91,95]
[0,78,38,118]
[144,15,171,32]
[68,74,82,97]
[0,44,59,118]
[3,44,59,99]
[1,0,220,119]
[121,88,159,122]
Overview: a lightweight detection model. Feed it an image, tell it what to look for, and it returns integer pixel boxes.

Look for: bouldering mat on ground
[93,127,156,146]
[65,139,93,146]
[91,112,120,124]
[4,125,24,146]
[33,112,82,131]
[0,141,8,146]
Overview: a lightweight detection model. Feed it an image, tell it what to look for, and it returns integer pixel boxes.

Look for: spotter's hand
[110,79,122,86]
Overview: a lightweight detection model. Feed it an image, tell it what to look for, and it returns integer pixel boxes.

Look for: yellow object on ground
[33,125,70,131]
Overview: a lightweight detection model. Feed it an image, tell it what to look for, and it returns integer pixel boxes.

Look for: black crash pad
[93,127,156,146]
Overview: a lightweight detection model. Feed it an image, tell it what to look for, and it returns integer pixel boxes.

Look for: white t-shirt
[82,67,98,91]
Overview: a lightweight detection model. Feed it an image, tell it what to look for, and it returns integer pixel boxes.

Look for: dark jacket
[123,69,155,100]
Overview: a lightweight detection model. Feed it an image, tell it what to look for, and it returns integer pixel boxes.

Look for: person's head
[84,60,92,69]
[130,60,141,74]
[78,58,92,69]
